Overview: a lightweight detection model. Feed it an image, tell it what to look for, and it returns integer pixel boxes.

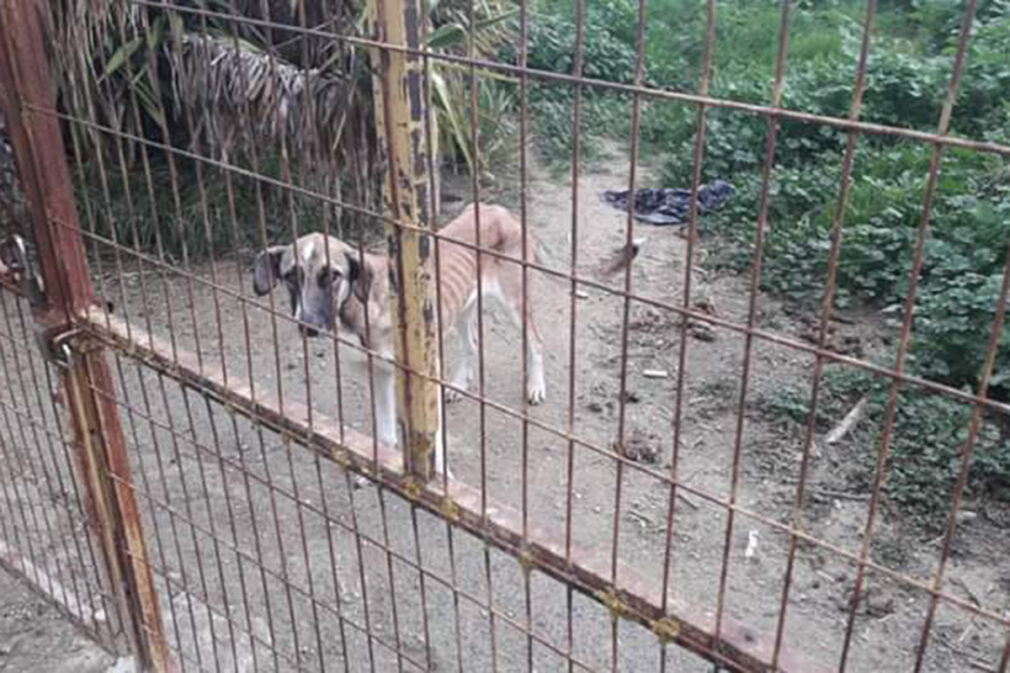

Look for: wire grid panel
[0,282,125,650]
[5,0,1010,671]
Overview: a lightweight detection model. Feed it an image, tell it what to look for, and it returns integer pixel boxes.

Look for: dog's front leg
[374,363,399,449]
[375,363,451,479]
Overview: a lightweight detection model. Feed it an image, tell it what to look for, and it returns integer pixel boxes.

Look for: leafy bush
[499,7,641,165]
[766,368,1010,527]
[521,0,1010,520]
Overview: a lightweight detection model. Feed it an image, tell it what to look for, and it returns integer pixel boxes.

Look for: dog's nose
[299,325,320,338]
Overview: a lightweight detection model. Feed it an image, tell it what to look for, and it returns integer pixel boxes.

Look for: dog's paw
[527,382,546,406]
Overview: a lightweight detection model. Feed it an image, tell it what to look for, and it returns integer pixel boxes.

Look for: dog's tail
[535,237,645,285]
[596,237,646,279]
[474,204,644,282]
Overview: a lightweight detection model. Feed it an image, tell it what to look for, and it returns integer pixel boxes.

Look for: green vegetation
[511,0,1010,523]
[764,368,1010,528]
[49,0,1010,522]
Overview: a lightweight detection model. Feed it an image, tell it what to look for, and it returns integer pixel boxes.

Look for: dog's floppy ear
[344,251,373,303]
[252,245,287,296]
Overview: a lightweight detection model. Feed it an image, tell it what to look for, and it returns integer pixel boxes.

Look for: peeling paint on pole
[0,1,173,669]
[367,0,440,481]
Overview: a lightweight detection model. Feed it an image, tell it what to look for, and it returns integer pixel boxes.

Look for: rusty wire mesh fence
[1,0,1009,671]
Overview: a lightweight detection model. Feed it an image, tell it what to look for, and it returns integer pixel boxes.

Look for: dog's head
[251,233,373,338]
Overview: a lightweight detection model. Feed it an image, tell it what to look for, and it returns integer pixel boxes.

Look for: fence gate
[1,0,1009,671]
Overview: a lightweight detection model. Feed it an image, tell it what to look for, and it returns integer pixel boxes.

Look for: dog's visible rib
[251,202,548,476]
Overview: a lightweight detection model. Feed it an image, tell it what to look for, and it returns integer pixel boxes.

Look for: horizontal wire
[117,0,1010,159]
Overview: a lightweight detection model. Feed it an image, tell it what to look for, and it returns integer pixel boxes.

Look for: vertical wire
[278,2,328,664]
[516,0,534,668]
[200,394,265,673]
[914,223,1010,673]
[837,3,978,669]
[54,59,133,641]
[226,412,283,671]
[167,6,244,667]
[658,6,717,664]
[409,506,433,671]
[133,7,206,373]
[73,16,154,355]
[462,0,496,666]
[312,450,353,673]
[0,295,87,623]
[376,488,406,673]
[38,328,121,642]
[712,0,791,648]
[249,3,307,664]
[342,469,379,673]
[608,0,650,668]
[445,518,466,673]
[465,0,489,526]
[213,2,288,666]
[177,386,242,672]
[564,0,587,669]
[126,360,196,670]
[12,297,104,638]
[302,14,355,633]
[153,370,221,671]
[415,1,442,666]
[0,296,72,617]
[769,1,876,667]
[912,135,1010,673]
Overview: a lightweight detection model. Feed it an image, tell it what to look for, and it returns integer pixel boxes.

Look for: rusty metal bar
[838,2,978,670]
[0,1,171,670]
[366,0,440,483]
[123,0,1010,160]
[82,304,828,673]
[39,108,1010,434]
[771,1,878,667]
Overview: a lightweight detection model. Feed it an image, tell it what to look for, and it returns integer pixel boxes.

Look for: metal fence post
[0,1,172,670]
[367,0,441,482]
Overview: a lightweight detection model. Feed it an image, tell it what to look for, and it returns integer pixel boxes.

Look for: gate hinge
[34,323,84,368]
[0,233,45,307]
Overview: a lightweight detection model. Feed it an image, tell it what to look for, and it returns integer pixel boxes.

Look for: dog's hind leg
[446,297,477,404]
[523,316,546,405]
[498,271,546,405]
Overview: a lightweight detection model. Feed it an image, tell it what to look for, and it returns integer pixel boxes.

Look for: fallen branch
[826,395,869,445]
[810,488,869,502]
[676,491,700,510]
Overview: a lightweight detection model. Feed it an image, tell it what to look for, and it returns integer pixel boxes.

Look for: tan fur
[252,203,548,475]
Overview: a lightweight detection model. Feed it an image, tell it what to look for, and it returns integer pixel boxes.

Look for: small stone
[620,391,641,404]
[587,401,604,413]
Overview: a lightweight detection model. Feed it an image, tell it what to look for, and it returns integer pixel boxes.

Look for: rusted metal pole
[366,0,440,481]
[0,1,172,670]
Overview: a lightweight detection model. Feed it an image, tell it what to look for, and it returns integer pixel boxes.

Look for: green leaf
[426,24,466,49]
[473,9,519,31]
[101,36,143,81]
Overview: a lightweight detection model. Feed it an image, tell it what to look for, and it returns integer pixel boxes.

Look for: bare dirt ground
[2,142,1008,673]
[0,568,116,673]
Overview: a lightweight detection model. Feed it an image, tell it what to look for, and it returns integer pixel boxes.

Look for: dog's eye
[319,267,340,287]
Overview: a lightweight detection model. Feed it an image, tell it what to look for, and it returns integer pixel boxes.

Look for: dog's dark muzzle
[299,324,322,338]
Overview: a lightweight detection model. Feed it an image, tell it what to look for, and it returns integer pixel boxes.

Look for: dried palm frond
[169,34,358,169]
